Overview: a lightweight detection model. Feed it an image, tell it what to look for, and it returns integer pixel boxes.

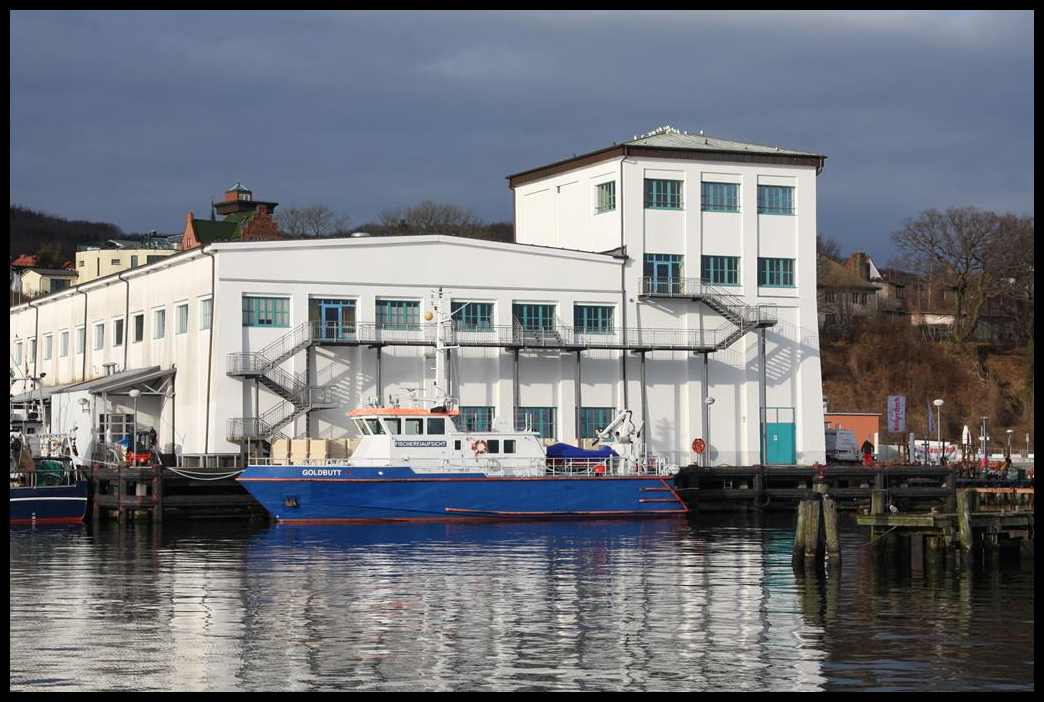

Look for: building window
[451,301,494,331]
[131,255,139,268]
[580,407,616,439]
[460,406,495,432]
[596,181,616,213]
[512,303,556,332]
[76,328,85,354]
[375,299,419,331]
[50,278,70,292]
[644,253,685,294]
[110,258,120,266]
[758,258,795,287]
[114,319,124,347]
[574,305,614,334]
[14,342,23,366]
[28,339,36,364]
[154,309,166,339]
[701,182,739,212]
[176,304,189,335]
[243,296,290,328]
[60,331,69,358]
[133,314,144,343]
[94,323,105,351]
[644,179,683,209]
[44,335,53,361]
[200,298,213,331]
[757,185,795,215]
[516,407,557,439]
[701,256,741,286]
[99,414,134,444]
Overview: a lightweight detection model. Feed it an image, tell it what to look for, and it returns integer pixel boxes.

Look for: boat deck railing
[248,455,677,478]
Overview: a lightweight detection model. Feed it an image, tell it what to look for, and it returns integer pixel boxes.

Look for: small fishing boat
[10,427,88,526]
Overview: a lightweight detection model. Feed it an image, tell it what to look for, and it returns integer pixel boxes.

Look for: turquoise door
[765,408,796,465]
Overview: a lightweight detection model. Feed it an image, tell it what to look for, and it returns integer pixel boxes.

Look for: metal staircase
[227,322,336,442]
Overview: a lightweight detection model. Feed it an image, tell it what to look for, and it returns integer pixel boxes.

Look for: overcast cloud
[9,10,1034,262]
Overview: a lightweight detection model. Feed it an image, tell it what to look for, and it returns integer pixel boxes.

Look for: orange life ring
[472,440,488,455]
[692,438,706,454]
[593,464,606,476]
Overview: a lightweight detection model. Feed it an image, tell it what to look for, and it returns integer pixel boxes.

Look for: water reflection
[9,515,1033,691]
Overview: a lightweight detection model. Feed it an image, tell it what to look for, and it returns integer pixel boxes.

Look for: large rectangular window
[758,257,796,287]
[701,182,739,212]
[375,299,419,331]
[701,256,741,286]
[310,298,357,339]
[94,323,105,351]
[516,407,557,439]
[644,179,683,209]
[580,407,616,439]
[133,314,144,343]
[512,303,556,332]
[574,305,614,334]
[60,331,69,358]
[460,406,495,433]
[451,301,494,331]
[243,296,290,328]
[76,328,85,354]
[757,185,795,215]
[113,319,124,347]
[153,309,166,339]
[596,181,616,213]
[44,335,53,361]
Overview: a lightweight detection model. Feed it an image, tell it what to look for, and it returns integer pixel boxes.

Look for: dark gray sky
[10,10,1034,262]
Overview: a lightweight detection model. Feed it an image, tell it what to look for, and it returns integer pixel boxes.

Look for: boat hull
[238,466,688,522]
[10,480,89,525]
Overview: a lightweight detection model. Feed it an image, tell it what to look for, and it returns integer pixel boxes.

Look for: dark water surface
[10,514,1034,691]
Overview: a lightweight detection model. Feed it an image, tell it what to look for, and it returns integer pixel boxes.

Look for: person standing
[861,438,874,467]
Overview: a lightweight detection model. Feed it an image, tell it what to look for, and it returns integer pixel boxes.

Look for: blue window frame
[701,256,741,286]
[574,305,614,334]
[701,182,739,212]
[580,407,616,439]
[758,258,795,287]
[243,296,290,327]
[596,181,616,213]
[460,406,494,433]
[512,303,556,331]
[757,185,794,215]
[644,253,684,294]
[311,298,357,339]
[644,179,683,209]
[376,299,419,330]
[516,407,557,439]
[452,301,494,331]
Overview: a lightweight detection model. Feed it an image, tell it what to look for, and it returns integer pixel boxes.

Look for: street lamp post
[129,389,141,462]
[1006,429,1014,458]
[933,399,944,465]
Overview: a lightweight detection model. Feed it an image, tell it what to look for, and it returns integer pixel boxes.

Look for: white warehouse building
[10,126,827,468]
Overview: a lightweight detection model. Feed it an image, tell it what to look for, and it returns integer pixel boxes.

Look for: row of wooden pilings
[793,480,842,568]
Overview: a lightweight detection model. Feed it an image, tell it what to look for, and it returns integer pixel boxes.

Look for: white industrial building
[10,126,827,468]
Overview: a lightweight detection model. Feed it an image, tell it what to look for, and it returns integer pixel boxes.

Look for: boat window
[384,418,401,435]
[454,440,461,450]
[405,418,424,435]
[354,419,371,435]
[504,440,515,454]
[427,418,445,435]
[365,419,384,435]
[487,439,500,454]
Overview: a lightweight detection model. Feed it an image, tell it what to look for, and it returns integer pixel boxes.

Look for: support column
[701,352,710,467]
[759,328,768,465]
[639,350,648,459]
[512,348,520,428]
[575,350,582,447]
[375,346,382,404]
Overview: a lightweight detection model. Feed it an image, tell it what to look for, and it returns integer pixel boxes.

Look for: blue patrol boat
[237,290,688,523]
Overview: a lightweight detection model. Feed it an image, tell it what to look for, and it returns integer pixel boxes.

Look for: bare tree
[816,233,843,262]
[891,207,1034,343]
[378,201,484,238]
[275,204,350,238]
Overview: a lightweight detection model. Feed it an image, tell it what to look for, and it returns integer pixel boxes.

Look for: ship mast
[431,288,454,409]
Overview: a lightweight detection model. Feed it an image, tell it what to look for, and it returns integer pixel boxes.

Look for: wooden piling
[793,500,808,563]
[805,498,823,562]
[822,494,841,564]
[957,489,974,553]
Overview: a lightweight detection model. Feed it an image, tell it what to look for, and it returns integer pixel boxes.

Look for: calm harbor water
[10,514,1034,691]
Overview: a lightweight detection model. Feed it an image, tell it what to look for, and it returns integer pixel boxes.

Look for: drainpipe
[77,286,89,381]
[618,155,629,411]
[117,271,131,371]
[201,246,218,454]
[27,299,39,382]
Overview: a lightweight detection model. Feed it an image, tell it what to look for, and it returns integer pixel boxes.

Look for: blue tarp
[545,443,618,459]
